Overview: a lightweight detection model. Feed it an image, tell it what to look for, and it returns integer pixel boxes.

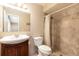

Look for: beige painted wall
[25,4,44,36]
[4,7,30,32]
[52,4,79,55]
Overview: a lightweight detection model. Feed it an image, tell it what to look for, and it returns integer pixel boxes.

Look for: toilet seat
[38,45,51,55]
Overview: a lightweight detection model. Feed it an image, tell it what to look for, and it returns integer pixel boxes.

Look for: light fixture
[22,4,27,9]
[1,3,30,13]
[17,3,23,7]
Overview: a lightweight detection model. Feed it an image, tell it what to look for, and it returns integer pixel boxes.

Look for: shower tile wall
[52,4,79,55]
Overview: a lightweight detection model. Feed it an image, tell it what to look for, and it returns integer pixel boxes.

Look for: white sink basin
[0,35,30,44]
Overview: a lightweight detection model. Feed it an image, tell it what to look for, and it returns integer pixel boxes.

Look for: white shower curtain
[44,15,51,47]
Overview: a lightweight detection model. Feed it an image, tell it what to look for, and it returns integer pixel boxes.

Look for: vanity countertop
[0,34,30,44]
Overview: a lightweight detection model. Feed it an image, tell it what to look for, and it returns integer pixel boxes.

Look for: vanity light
[1,3,30,13]
[17,3,23,7]
[22,4,27,9]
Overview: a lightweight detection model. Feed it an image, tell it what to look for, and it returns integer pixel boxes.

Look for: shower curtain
[44,15,52,47]
[44,15,54,52]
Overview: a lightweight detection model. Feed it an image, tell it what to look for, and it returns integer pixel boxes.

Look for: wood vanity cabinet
[1,40,28,56]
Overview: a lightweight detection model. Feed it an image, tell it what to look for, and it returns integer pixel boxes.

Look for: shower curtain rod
[47,3,77,16]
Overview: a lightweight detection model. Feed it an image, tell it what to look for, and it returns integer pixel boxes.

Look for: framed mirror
[4,14,19,32]
[2,6,30,32]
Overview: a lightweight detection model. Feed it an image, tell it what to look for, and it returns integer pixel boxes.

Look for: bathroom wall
[25,4,44,36]
[51,4,79,55]
[4,7,30,32]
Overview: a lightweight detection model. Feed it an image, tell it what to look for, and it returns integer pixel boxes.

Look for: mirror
[2,6,30,32]
[4,13,19,32]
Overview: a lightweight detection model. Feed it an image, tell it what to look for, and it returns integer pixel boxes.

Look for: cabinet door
[1,40,28,56]
[5,47,17,56]
[17,42,28,56]
[1,45,18,56]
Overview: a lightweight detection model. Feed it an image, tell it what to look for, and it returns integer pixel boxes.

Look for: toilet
[33,37,52,56]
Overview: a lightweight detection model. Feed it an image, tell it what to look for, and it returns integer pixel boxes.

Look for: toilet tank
[33,37,43,47]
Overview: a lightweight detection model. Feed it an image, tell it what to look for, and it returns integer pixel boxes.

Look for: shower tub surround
[51,4,79,56]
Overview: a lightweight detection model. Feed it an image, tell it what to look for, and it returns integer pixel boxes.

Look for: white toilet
[33,37,52,56]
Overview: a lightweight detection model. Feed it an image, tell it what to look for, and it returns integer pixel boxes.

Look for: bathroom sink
[0,35,30,44]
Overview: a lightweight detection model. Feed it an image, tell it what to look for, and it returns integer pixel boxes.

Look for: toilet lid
[38,45,51,52]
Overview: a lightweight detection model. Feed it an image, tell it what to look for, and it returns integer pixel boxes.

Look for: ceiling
[38,3,57,11]
[9,3,57,12]
[3,3,73,14]
[38,3,56,8]
[38,3,73,14]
